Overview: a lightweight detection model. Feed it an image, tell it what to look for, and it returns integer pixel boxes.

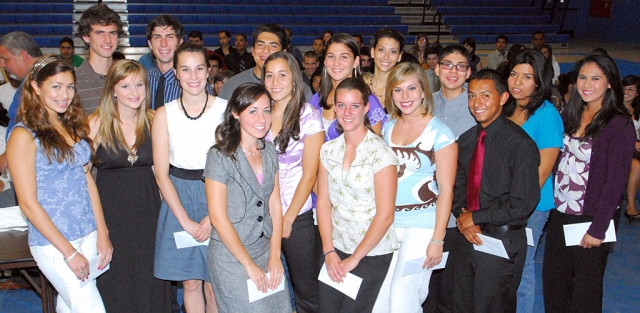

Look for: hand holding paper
[318,264,362,300]
[173,231,210,249]
[563,220,616,247]
[402,252,449,277]
[473,234,509,259]
[247,273,285,303]
[80,254,110,287]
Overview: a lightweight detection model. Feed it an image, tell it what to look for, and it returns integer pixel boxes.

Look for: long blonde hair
[91,59,153,156]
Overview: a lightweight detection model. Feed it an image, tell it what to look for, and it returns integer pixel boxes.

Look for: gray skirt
[154,174,210,282]
[208,236,291,313]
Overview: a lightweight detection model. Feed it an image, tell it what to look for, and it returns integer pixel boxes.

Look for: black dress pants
[452,228,527,313]
[542,210,610,313]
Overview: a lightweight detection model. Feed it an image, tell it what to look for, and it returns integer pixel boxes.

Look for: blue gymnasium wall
[562,0,640,46]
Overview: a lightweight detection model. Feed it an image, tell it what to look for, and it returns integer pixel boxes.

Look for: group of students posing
[8,22,636,313]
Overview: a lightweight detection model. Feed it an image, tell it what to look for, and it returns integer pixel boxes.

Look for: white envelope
[318,263,363,300]
[473,234,510,259]
[563,220,616,246]
[80,254,110,288]
[526,227,534,247]
[401,252,449,277]
[447,213,457,228]
[173,231,210,249]
[247,273,285,303]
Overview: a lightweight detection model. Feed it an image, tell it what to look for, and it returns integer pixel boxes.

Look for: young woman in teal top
[504,49,564,313]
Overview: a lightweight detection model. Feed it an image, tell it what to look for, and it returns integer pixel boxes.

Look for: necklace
[179,94,208,120]
[127,152,138,166]
[242,148,261,156]
[369,79,385,98]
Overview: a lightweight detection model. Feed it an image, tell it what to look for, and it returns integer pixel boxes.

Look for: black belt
[480,224,525,234]
[169,165,204,181]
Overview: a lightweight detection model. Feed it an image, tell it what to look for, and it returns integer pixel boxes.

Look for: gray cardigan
[204,141,279,246]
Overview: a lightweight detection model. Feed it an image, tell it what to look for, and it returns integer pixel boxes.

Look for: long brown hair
[18,56,91,163]
[262,51,305,153]
[214,83,272,160]
[91,59,153,156]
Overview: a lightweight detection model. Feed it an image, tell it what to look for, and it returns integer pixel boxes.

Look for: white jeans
[30,230,105,313]
[373,227,435,313]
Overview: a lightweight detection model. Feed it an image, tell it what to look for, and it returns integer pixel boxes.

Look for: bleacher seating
[429,0,570,46]
[126,0,412,47]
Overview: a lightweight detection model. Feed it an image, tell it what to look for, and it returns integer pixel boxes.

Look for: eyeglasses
[624,87,637,92]
[439,62,469,72]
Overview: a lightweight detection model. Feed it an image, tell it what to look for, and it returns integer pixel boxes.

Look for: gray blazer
[204,141,279,247]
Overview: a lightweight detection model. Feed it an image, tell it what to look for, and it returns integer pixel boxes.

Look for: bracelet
[323,250,336,257]
[430,238,444,246]
[64,250,78,263]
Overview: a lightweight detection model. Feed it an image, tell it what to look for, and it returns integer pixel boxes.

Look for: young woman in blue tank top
[8,57,112,312]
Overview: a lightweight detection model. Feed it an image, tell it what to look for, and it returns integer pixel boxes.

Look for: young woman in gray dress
[204,83,291,312]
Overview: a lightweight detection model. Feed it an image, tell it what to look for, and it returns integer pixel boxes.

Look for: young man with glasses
[425,43,476,313]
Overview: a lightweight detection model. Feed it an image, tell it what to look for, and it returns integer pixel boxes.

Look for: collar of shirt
[78,61,104,85]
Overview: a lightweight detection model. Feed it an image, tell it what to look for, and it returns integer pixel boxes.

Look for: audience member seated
[622,75,640,222]
[207,53,223,85]
[531,32,560,83]
[497,44,525,79]
[59,37,84,68]
[537,44,560,84]
[322,30,333,44]
[187,30,214,56]
[224,33,255,75]
[302,51,319,88]
[313,37,326,65]
[360,47,373,73]
[215,29,236,57]
[487,35,508,70]
[284,27,304,68]
[554,70,576,112]
[407,33,429,68]
[311,68,322,93]
[462,37,482,75]
[425,45,442,93]
[353,34,365,50]
[212,70,234,96]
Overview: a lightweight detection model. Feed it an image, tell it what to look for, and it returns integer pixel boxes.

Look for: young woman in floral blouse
[316,77,398,312]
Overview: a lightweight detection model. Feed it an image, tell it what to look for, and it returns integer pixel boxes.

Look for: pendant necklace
[180,94,208,120]
[127,152,138,166]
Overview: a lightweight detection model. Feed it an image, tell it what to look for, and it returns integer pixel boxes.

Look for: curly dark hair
[77,4,123,39]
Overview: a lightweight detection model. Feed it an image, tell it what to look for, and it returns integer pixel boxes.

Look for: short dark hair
[78,4,123,38]
[532,31,545,39]
[146,15,184,41]
[304,51,318,60]
[323,30,334,37]
[218,30,231,38]
[214,70,235,84]
[353,34,363,42]
[469,69,508,95]
[438,44,471,65]
[208,53,223,65]
[371,27,405,53]
[173,43,208,70]
[426,45,442,57]
[236,33,248,41]
[188,30,203,41]
[360,46,371,58]
[252,24,288,49]
[496,34,509,44]
[59,37,74,48]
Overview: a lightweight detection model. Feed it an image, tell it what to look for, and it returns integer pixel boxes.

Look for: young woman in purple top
[543,53,636,313]
[262,51,325,312]
[8,57,112,312]
[310,33,386,140]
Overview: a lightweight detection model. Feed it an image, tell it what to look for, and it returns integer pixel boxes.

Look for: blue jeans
[516,210,550,313]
